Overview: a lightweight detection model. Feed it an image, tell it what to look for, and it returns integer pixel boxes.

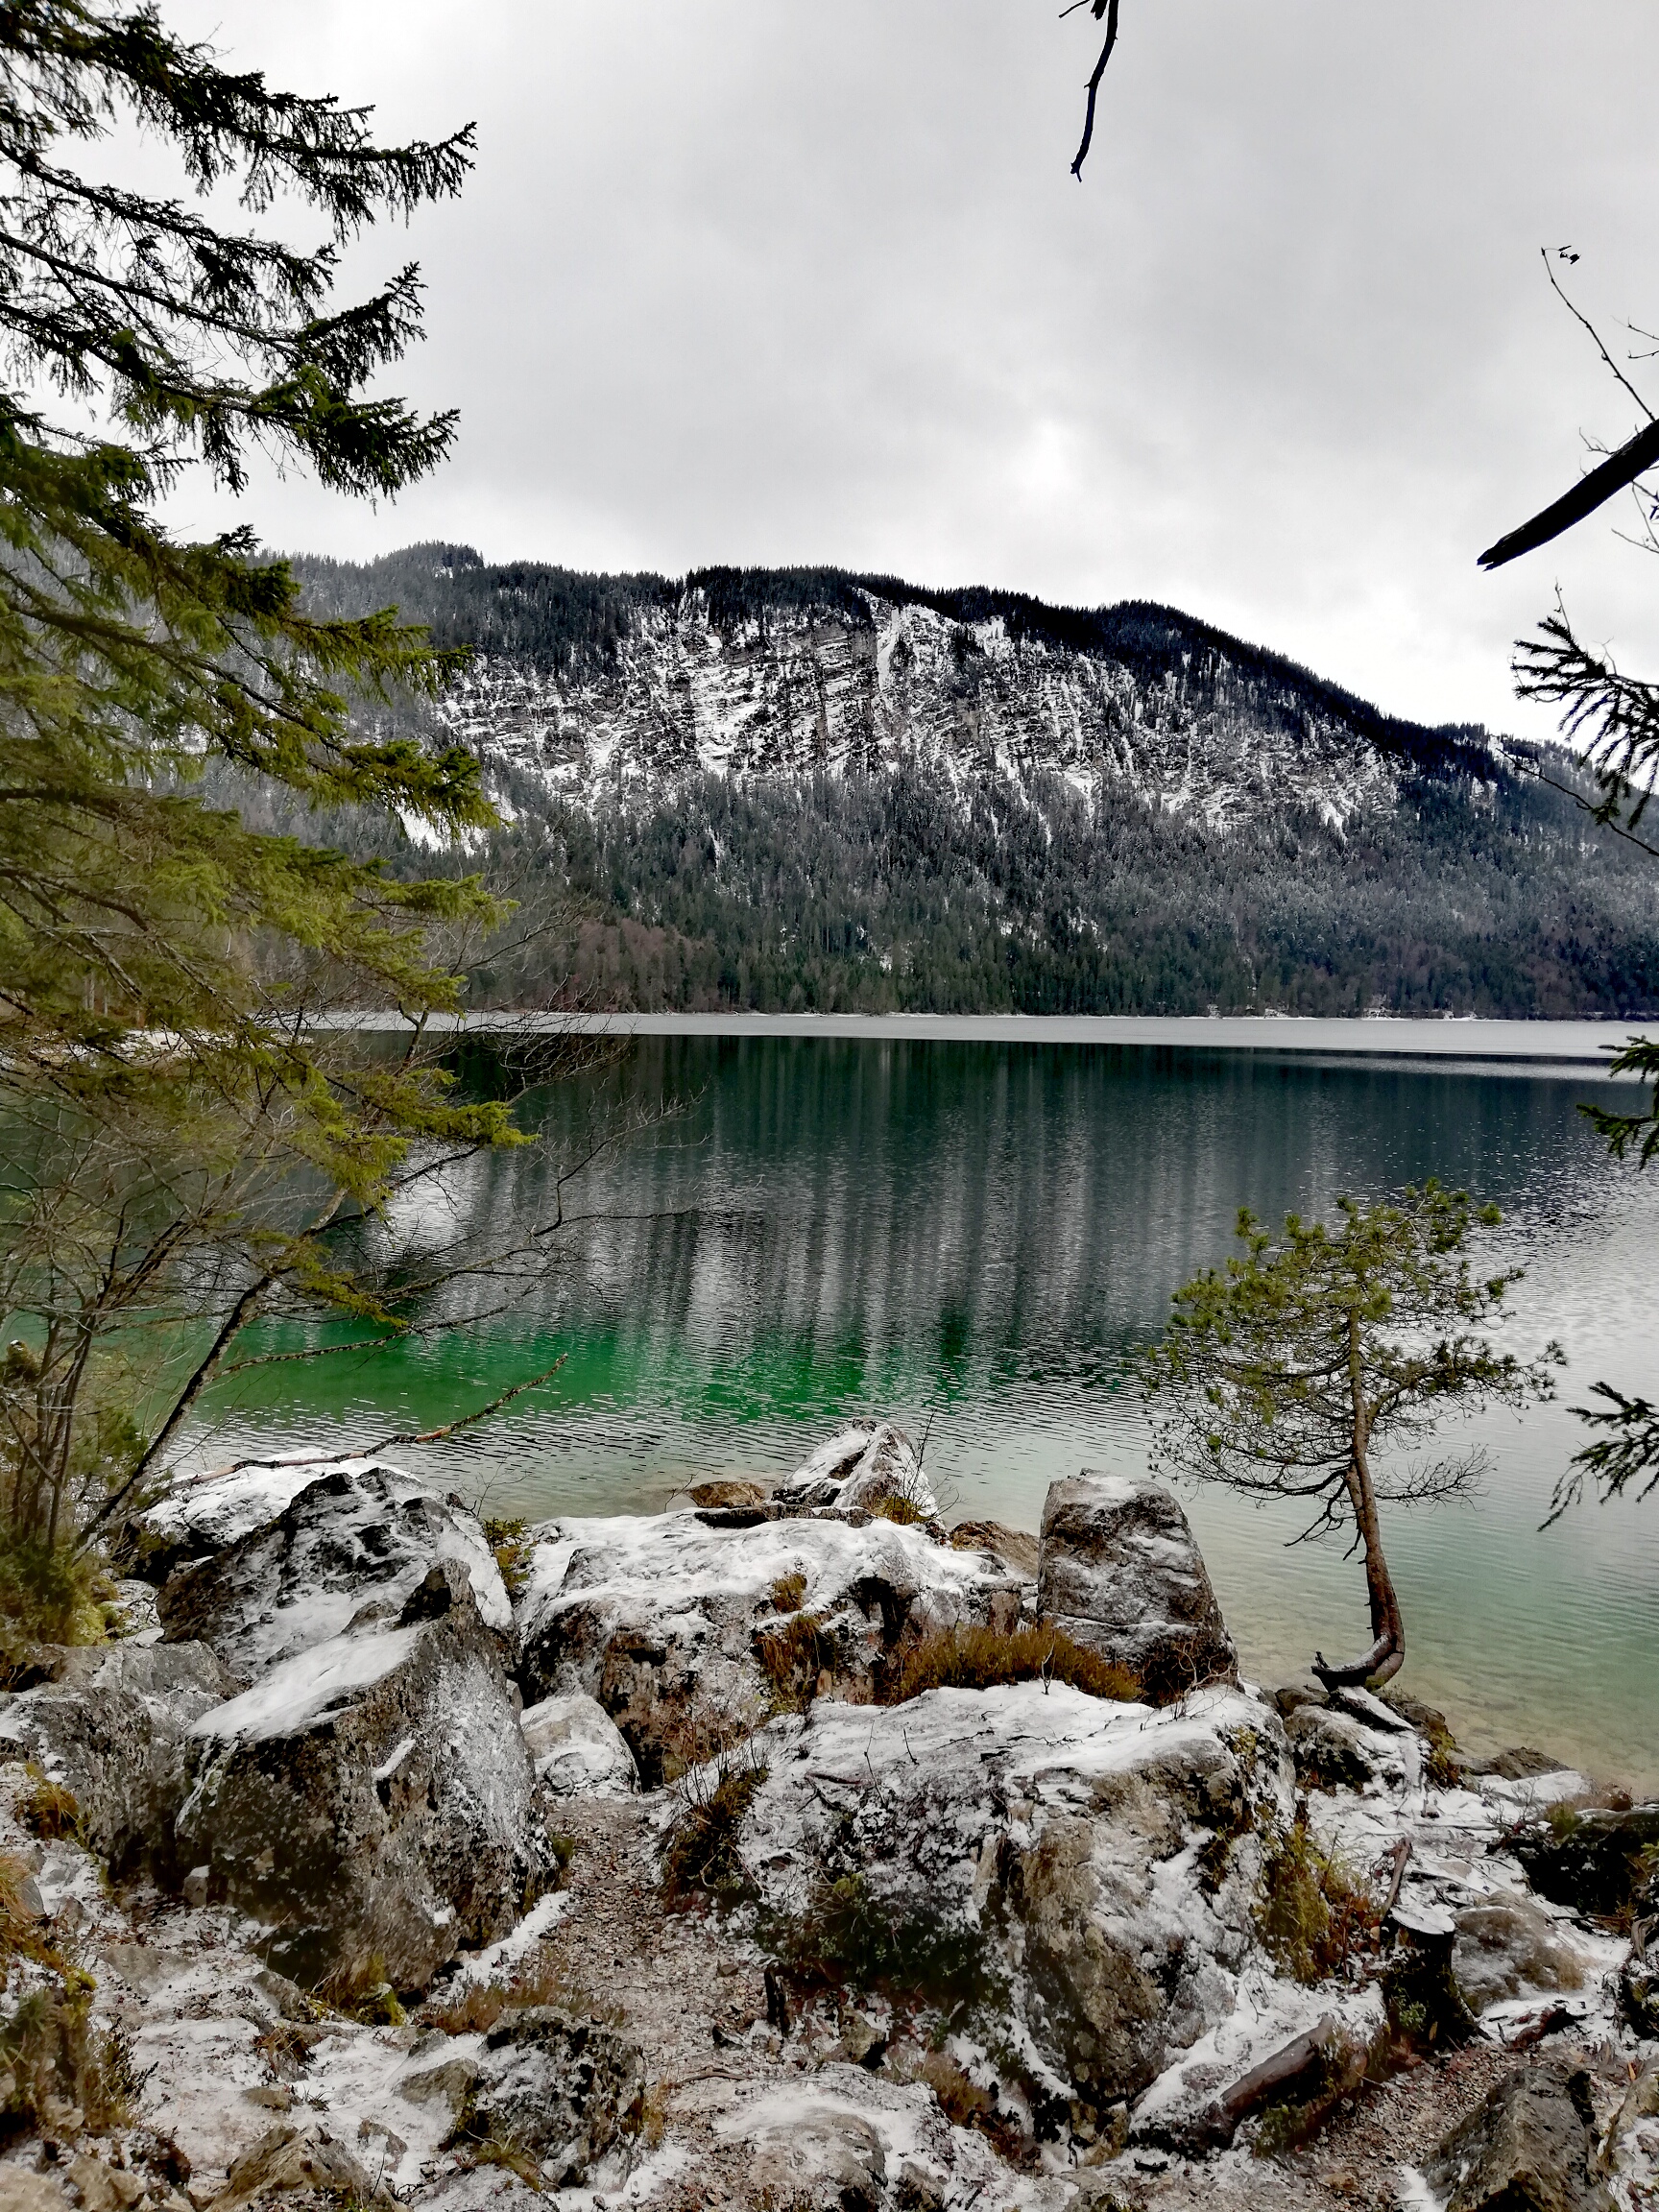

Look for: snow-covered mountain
[287,549,1657,1018]
[296,549,1499,834]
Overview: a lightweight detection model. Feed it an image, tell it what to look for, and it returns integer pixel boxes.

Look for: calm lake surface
[186,1036,1659,1785]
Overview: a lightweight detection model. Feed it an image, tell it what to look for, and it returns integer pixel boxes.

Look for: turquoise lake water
[183,1036,1659,1785]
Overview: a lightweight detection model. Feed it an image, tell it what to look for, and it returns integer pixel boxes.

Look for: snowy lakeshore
[0,1425,1654,2210]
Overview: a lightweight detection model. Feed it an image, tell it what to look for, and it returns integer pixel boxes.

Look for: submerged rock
[515,1506,1027,1783]
[0,1641,238,1879]
[1035,1472,1237,1699]
[156,1464,512,1685]
[176,1565,548,1992]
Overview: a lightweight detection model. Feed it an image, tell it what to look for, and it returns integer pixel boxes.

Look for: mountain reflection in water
[188,1037,1659,1785]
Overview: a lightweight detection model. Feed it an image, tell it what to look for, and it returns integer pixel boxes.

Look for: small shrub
[870,1493,924,1526]
[661,1743,767,1905]
[0,1532,111,1683]
[770,1571,807,1614]
[547,1833,575,1881]
[482,1517,532,1600]
[0,1984,134,2142]
[1419,1718,1461,1790]
[884,1623,1139,1707]
[765,1873,1001,2012]
[754,1611,830,1713]
[1254,1812,1380,1985]
[16,1767,82,1844]
[1546,1799,1583,1840]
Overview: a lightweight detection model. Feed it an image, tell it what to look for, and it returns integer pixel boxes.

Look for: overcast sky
[156,1,1659,740]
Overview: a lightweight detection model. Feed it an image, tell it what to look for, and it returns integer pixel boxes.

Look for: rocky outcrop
[515,1506,1027,1782]
[175,1565,548,1991]
[0,1641,238,1879]
[156,1465,511,1683]
[1420,2064,1614,2211]
[725,1678,1292,2113]
[1512,1802,1659,1919]
[1036,1473,1237,1699]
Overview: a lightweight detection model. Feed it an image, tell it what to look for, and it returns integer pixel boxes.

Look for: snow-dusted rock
[1126,1979,1386,2152]
[156,1464,511,1685]
[0,1640,237,1878]
[1036,1473,1236,1699]
[1417,2062,1613,2212]
[132,1456,394,1580]
[519,1687,637,1796]
[176,1564,548,1992]
[772,1421,938,1521]
[725,1679,1293,2110]
[515,1507,1026,1782]
[1452,1896,1590,2013]
[464,2007,646,2185]
[1284,1703,1408,1793]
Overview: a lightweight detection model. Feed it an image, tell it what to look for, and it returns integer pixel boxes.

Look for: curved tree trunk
[1312,1339,1406,1690]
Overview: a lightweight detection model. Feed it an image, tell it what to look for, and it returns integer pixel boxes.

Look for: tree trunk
[1312,1330,1406,1690]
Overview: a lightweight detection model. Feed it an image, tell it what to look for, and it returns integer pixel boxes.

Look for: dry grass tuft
[754,1611,830,1713]
[884,1623,1140,1706]
[661,1742,768,1906]
[918,2049,994,2128]
[421,1949,616,2038]
[869,1494,925,1526]
[16,1767,82,1844]
[769,1571,807,1614]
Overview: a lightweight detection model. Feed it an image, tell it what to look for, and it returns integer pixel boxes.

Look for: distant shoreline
[360,1009,1654,1071]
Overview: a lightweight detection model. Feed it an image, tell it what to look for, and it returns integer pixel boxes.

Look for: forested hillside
[284,546,1659,1017]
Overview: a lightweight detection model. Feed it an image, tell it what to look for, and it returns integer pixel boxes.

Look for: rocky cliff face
[432,588,1419,834]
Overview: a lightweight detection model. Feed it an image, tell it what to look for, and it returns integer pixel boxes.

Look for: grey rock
[519,1690,637,1796]
[0,1641,238,1879]
[1492,1745,1573,1781]
[1422,2064,1613,2212]
[728,1679,1293,2111]
[773,1420,937,1521]
[1622,1951,1659,2040]
[1035,1473,1236,1700]
[208,2124,397,2212]
[1452,1899,1587,2013]
[747,2104,887,2212]
[1283,1705,1393,1792]
[1271,1676,1331,1719]
[948,1520,1041,1577]
[467,2006,646,2185]
[157,1465,512,1684]
[177,1565,548,1992]
[515,1503,1026,1786]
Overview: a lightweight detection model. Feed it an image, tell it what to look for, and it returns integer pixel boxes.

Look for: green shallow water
[182,1037,1659,1786]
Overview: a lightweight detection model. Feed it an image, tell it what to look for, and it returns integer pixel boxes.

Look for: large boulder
[1418,2064,1613,2212]
[519,1687,638,1796]
[0,1640,238,1879]
[132,1456,388,1582]
[725,1678,1293,2112]
[1036,1473,1237,1699]
[156,1464,512,1684]
[176,1565,549,1992]
[515,1508,1028,1784]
